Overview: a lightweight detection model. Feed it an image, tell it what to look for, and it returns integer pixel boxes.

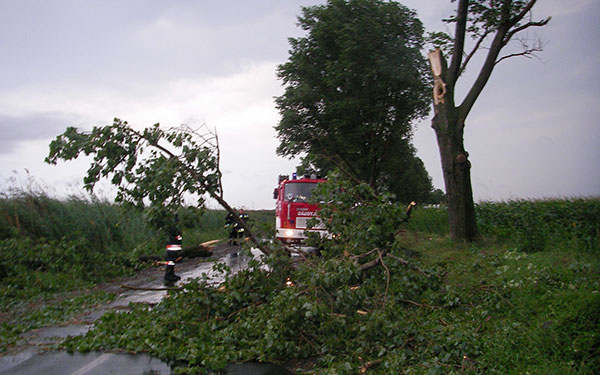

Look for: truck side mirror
[273,188,278,199]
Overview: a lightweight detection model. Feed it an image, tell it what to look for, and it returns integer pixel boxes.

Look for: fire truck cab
[274,173,327,245]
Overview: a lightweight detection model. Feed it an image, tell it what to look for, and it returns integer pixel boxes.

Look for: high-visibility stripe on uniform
[166,244,182,251]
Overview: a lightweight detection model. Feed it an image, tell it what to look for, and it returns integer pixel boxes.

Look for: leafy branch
[45,118,270,255]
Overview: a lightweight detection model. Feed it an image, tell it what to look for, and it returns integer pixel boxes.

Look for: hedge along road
[0,243,291,375]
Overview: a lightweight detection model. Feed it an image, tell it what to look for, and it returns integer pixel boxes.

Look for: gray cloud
[0,0,598,206]
[0,112,77,154]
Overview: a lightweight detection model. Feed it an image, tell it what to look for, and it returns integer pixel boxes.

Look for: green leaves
[46,119,220,229]
[308,172,413,257]
[275,0,433,202]
[45,118,273,255]
[51,194,600,374]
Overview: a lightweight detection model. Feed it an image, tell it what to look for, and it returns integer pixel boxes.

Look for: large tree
[275,0,433,203]
[427,0,550,241]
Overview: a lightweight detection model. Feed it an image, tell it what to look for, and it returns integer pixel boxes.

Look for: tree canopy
[275,0,434,203]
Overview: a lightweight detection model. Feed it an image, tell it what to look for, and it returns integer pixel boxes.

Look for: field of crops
[407,198,599,253]
[476,198,599,252]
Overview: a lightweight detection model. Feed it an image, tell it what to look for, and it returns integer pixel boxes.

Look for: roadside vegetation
[2,182,598,373]
[0,187,268,352]
[47,178,598,375]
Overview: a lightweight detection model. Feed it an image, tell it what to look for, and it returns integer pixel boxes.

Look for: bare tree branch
[503,17,551,46]
[495,51,531,65]
[459,28,492,78]
[495,36,545,65]
[359,248,388,272]
[448,0,469,85]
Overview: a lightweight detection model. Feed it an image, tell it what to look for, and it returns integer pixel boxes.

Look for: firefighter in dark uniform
[225,211,236,245]
[237,208,249,242]
[225,209,249,245]
[164,216,183,285]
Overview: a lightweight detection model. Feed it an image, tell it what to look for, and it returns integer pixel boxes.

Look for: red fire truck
[274,173,327,245]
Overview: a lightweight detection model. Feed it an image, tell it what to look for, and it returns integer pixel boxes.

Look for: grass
[2,187,598,373]
[407,199,599,373]
[409,234,599,374]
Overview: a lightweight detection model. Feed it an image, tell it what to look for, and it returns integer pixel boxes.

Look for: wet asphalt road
[0,246,292,375]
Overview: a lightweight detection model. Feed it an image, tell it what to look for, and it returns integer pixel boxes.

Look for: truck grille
[296,217,325,229]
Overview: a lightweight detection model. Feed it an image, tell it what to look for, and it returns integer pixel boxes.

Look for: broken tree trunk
[428,48,481,242]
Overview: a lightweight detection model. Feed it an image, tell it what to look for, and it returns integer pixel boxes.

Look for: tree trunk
[428,48,481,242]
[432,114,480,241]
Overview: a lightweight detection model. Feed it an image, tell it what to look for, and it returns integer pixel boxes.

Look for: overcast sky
[0,0,598,209]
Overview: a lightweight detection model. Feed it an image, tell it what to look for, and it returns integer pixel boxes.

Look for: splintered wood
[428,48,447,106]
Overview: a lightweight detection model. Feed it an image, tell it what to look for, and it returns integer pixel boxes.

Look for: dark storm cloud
[0,112,75,154]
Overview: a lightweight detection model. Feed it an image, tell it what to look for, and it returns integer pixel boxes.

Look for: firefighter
[225,209,249,245]
[164,215,183,285]
[225,211,237,245]
[237,208,249,243]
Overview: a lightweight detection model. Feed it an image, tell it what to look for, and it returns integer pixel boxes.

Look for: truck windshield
[284,182,318,203]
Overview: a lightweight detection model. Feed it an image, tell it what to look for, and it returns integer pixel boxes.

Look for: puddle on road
[183,248,266,283]
[113,247,265,306]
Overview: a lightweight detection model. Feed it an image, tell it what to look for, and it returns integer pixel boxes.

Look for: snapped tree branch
[46,119,271,256]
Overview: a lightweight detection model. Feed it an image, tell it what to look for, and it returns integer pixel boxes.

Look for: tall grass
[406,205,449,235]
[0,192,158,255]
[0,190,163,304]
[407,198,599,253]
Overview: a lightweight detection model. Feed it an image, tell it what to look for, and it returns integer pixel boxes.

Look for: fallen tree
[46,119,270,256]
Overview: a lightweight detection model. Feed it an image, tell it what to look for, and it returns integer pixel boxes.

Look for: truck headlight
[285,229,294,237]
